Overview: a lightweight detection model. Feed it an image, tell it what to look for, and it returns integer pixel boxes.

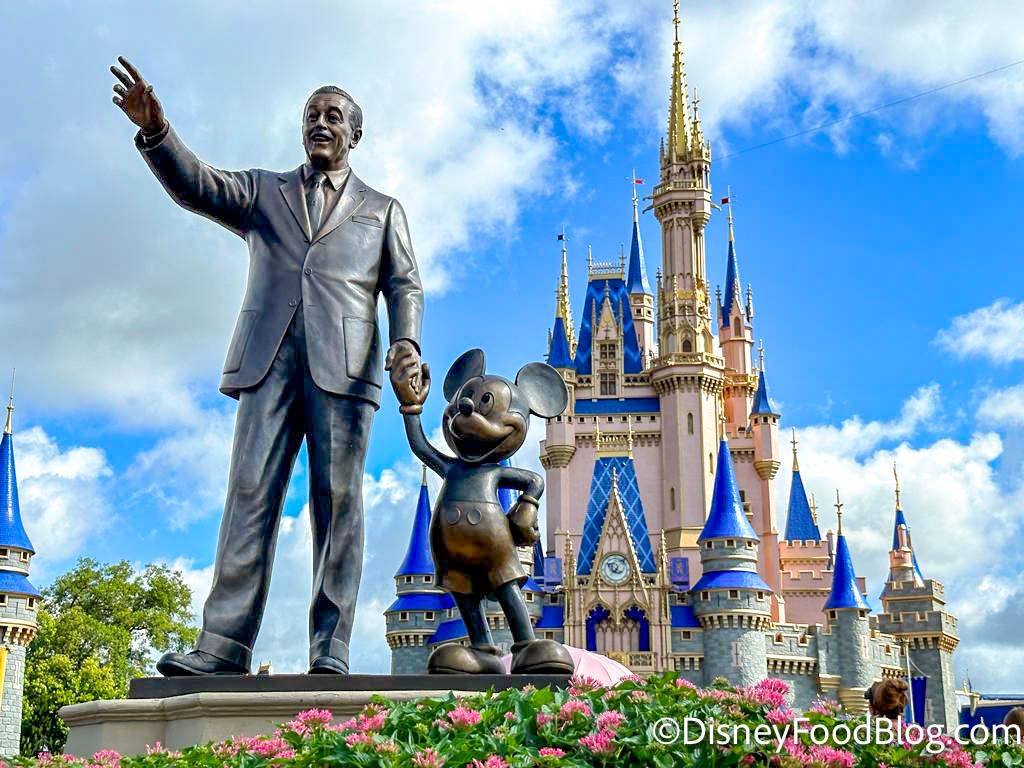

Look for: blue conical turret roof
[892,506,925,582]
[625,203,651,295]
[721,238,743,327]
[548,316,573,369]
[0,426,34,553]
[395,470,433,577]
[698,439,759,542]
[784,469,820,541]
[750,369,779,416]
[824,532,868,610]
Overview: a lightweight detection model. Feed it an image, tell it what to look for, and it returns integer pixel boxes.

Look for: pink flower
[596,710,627,731]
[766,707,793,724]
[470,757,508,768]
[412,748,446,768]
[375,739,399,754]
[90,751,121,765]
[674,677,697,690]
[809,698,839,715]
[568,674,604,694]
[344,731,373,747]
[283,719,310,736]
[357,710,388,732]
[538,747,566,757]
[579,728,617,756]
[629,690,649,701]
[806,745,854,768]
[745,678,790,709]
[504,711,519,721]
[296,707,333,726]
[536,712,554,727]
[35,754,53,766]
[329,717,358,732]
[448,705,483,728]
[557,698,593,722]
[740,756,755,766]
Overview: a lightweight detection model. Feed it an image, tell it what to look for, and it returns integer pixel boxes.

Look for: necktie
[307,172,327,235]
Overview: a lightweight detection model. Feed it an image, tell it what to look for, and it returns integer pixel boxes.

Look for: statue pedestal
[59,674,569,757]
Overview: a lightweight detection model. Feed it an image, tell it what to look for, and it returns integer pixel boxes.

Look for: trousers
[195,304,374,671]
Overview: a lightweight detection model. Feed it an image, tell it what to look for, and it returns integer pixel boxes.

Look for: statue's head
[302,85,363,171]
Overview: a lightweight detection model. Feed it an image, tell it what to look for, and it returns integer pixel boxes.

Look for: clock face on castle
[600,553,631,585]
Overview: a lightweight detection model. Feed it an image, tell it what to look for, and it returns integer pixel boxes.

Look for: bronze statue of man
[111,57,423,676]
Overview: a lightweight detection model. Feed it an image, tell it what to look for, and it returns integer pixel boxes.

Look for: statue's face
[302,92,361,170]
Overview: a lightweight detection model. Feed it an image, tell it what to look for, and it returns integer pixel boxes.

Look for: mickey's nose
[458,397,474,416]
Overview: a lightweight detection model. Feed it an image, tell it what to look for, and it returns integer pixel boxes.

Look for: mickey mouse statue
[391,348,575,675]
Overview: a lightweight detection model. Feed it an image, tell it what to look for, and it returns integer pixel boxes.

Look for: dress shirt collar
[302,163,350,191]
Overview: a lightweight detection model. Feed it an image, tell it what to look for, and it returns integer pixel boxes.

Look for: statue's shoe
[428,643,505,675]
[509,639,574,675]
[308,655,348,675]
[156,650,248,677]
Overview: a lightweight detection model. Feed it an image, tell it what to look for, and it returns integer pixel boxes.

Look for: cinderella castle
[387,1,959,729]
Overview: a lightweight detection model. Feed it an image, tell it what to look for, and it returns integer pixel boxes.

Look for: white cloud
[782,386,1024,693]
[936,299,1024,363]
[977,382,1024,427]
[12,427,113,580]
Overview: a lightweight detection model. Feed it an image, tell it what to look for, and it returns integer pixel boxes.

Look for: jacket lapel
[279,169,312,242]
[312,171,367,244]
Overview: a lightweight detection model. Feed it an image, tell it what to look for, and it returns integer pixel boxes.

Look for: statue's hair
[1003,707,1024,739]
[305,85,363,134]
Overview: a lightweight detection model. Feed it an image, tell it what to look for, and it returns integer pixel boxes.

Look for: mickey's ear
[444,349,486,401]
[515,362,568,418]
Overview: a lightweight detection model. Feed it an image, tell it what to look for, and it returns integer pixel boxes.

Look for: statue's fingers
[113,84,127,97]
[111,65,133,88]
[112,96,123,107]
[118,56,142,83]
[421,363,431,387]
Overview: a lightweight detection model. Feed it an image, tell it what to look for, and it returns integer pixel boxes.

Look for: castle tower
[778,430,835,625]
[876,470,959,730]
[749,345,783,617]
[0,384,39,757]
[823,495,875,714]
[717,195,756,433]
[625,172,656,365]
[691,437,772,686]
[386,467,448,674]
[649,0,722,570]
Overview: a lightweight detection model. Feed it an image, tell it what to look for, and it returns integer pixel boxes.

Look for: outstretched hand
[387,341,428,413]
[111,56,165,136]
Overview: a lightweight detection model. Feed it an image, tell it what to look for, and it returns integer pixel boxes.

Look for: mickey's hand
[508,494,540,546]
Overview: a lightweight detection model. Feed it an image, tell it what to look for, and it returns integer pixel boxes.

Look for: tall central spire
[3,371,13,436]
[667,0,691,159]
[556,228,576,356]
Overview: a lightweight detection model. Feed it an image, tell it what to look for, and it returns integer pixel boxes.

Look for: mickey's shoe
[428,643,505,675]
[156,650,248,677]
[509,639,574,675]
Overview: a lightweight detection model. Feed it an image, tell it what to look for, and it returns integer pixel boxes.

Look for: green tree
[21,558,198,755]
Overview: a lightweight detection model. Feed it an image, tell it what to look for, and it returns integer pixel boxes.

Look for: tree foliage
[21,558,198,756]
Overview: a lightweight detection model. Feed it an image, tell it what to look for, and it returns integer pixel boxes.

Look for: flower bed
[16,673,1024,767]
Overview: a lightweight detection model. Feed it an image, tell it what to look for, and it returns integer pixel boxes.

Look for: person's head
[865,679,909,720]
[1003,707,1024,741]
[302,86,363,171]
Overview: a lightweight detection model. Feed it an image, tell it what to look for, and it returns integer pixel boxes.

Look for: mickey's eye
[479,391,494,415]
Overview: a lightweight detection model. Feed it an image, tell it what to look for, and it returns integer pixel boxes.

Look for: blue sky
[2,1,1024,689]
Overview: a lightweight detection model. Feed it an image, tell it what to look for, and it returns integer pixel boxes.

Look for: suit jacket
[136,125,423,407]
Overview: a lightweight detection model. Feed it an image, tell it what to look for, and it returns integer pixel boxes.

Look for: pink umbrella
[500,645,634,685]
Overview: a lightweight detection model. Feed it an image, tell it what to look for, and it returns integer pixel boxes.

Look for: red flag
[633,178,645,184]
[720,196,730,204]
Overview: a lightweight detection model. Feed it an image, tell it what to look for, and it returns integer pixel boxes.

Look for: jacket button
[304,267,312,276]
[288,299,297,307]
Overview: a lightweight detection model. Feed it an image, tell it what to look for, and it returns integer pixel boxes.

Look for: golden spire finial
[666,0,690,158]
[594,416,604,455]
[834,489,844,535]
[587,244,593,274]
[421,463,428,486]
[893,463,902,510]
[626,414,634,456]
[718,398,726,440]
[790,427,800,472]
[3,370,14,436]
[758,339,765,372]
[810,492,818,525]
[555,229,576,354]
[631,168,640,223]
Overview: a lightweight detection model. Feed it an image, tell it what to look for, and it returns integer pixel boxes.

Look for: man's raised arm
[111,56,256,236]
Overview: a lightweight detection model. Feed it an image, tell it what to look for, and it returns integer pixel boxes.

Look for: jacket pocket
[343,316,380,385]
[352,214,383,228]
[224,310,258,373]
